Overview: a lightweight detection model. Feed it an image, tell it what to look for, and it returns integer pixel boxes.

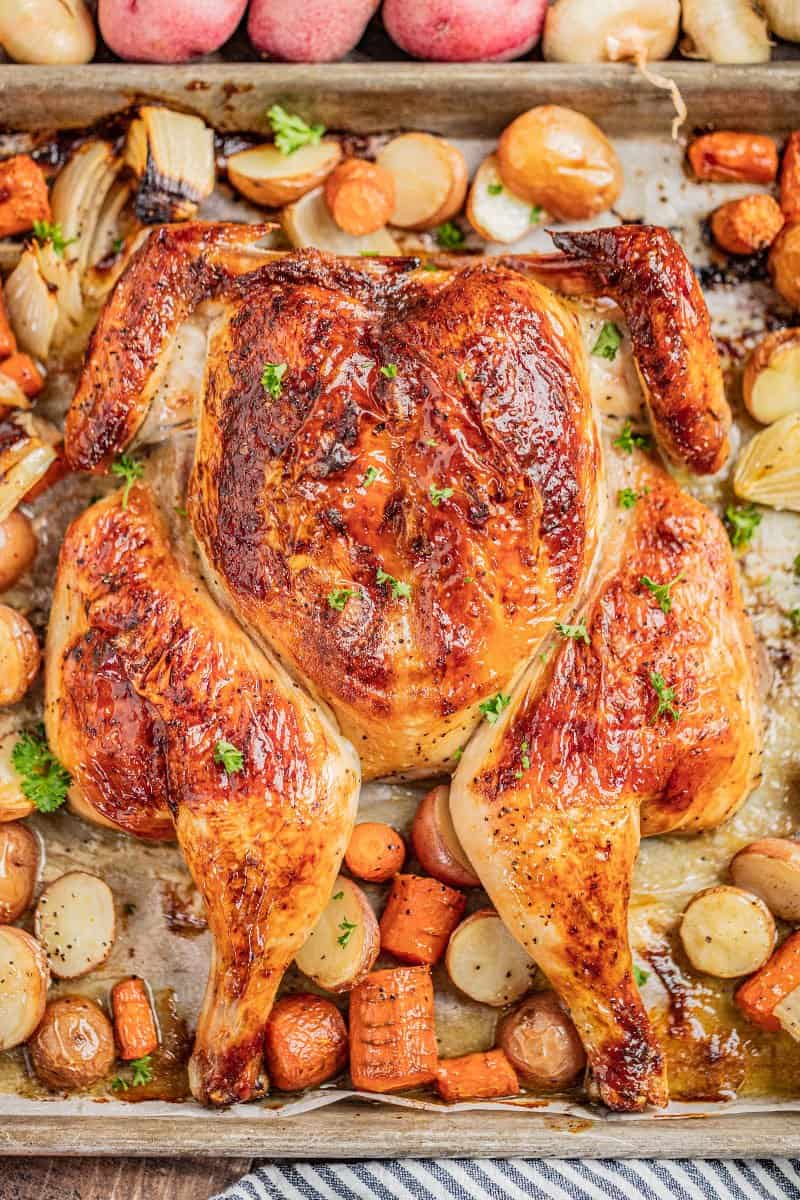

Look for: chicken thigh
[47,220,760,1110]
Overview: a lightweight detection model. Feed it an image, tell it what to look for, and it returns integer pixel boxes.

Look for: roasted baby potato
[497,105,622,220]
[227,140,343,208]
[282,186,399,255]
[680,885,776,978]
[466,154,536,245]
[743,328,800,424]
[35,871,116,979]
[0,820,39,923]
[731,839,800,921]
[294,875,379,992]
[324,158,395,237]
[264,993,348,1091]
[0,604,40,706]
[0,730,35,822]
[769,221,800,309]
[376,133,467,230]
[710,194,784,256]
[688,132,778,183]
[445,909,539,1006]
[497,991,586,1089]
[0,510,37,593]
[411,783,480,888]
[28,995,115,1091]
[0,926,49,1050]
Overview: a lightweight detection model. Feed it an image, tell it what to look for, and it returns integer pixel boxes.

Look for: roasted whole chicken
[46,221,761,1110]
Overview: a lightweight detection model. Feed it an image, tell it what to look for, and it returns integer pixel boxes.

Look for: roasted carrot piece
[687,133,778,185]
[435,1049,520,1103]
[324,158,395,237]
[0,291,16,359]
[345,821,405,883]
[379,873,465,965]
[111,976,159,1060]
[735,931,800,1032]
[265,993,348,1091]
[710,195,784,257]
[1,353,44,398]
[0,155,51,238]
[780,132,800,221]
[349,965,437,1093]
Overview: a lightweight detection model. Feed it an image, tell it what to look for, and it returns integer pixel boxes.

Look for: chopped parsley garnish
[530,205,543,224]
[376,566,411,600]
[724,503,762,550]
[360,250,380,257]
[422,261,439,272]
[110,453,144,509]
[641,571,684,615]
[613,421,652,455]
[794,553,800,578]
[112,236,124,255]
[436,221,465,249]
[429,484,453,507]
[11,726,71,814]
[214,739,244,774]
[633,965,650,987]
[112,1055,153,1091]
[362,466,379,487]
[456,368,467,385]
[649,671,679,723]
[555,617,590,644]
[261,362,287,398]
[789,607,800,634]
[337,917,357,948]
[453,746,464,763]
[380,363,398,380]
[32,219,76,258]
[487,182,503,196]
[333,890,344,901]
[479,692,511,725]
[592,321,623,361]
[267,104,325,155]
[618,488,640,509]
[520,739,531,771]
[328,587,355,611]
[174,504,188,518]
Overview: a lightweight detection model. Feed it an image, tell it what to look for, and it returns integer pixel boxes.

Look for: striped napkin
[215,1158,800,1199]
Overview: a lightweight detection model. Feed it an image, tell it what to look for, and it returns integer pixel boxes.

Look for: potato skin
[497,105,622,219]
[769,221,800,309]
[0,509,37,593]
[0,821,39,923]
[264,993,347,1091]
[688,132,778,184]
[711,195,784,256]
[29,996,115,1091]
[0,604,40,706]
[743,327,800,424]
[99,0,247,63]
[498,991,586,1089]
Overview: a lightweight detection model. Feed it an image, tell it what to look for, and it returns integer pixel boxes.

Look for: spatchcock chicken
[46,221,761,1111]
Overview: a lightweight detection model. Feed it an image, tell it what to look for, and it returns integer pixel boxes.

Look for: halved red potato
[227,140,342,208]
[0,730,34,821]
[0,604,40,706]
[467,154,534,245]
[411,784,480,888]
[730,839,800,922]
[376,133,464,231]
[0,820,39,922]
[497,991,586,1089]
[282,186,399,255]
[35,870,116,979]
[680,885,776,979]
[295,875,379,992]
[446,909,538,1006]
[0,925,49,1050]
[29,995,115,1091]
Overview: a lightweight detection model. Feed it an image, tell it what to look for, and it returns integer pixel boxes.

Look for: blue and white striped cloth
[215,1158,800,1199]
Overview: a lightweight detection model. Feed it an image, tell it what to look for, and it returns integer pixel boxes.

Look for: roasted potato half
[446,909,539,1006]
[228,139,342,208]
[0,926,49,1050]
[0,820,39,923]
[0,509,37,593]
[411,784,480,888]
[730,839,800,922]
[35,871,116,979]
[282,187,399,255]
[466,154,535,245]
[0,730,34,822]
[0,604,40,707]
[680,885,776,978]
[376,133,466,231]
[744,328,800,425]
[497,991,586,1089]
[29,995,115,1091]
[295,875,379,992]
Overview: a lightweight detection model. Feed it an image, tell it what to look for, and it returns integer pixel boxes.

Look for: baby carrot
[379,874,465,965]
[349,965,437,1093]
[111,976,159,1060]
[736,931,800,1031]
[345,821,405,883]
[435,1049,520,1103]
[1,353,44,398]
[0,155,51,238]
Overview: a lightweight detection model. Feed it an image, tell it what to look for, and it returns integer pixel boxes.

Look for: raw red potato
[29,996,115,1091]
[411,783,480,888]
[0,731,35,822]
[344,821,405,882]
[265,993,348,1090]
[730,839,800,921]
[349,965,438,1092]
[0,509,37,593]
[0,821,39,923]
[294,875,379,991]
[445,909,538,1006]
[497,992,586,1089]
[0,604,40,707]
[99,0,247,63]
[0,156,51,239]
[111,976,159,1060]
[324,159,396,237]
[35,870,116,979]
[0,926,49,1050]
[680,885,775,979]
[379,873,465,965]
[383,0,547,62]
[687,132,779,184]
[736,931,800,1033]
[248,0,379,62]
[435,1049,519,1102]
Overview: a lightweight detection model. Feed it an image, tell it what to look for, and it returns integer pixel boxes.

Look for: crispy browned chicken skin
[48,222,759,1110]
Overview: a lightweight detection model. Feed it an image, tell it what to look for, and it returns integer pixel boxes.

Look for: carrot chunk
[1,353,44,398]
[780,132,800,221]
[349,965,437,1093]
[687,132,778,185]
[265,994,348,1091]
[380,873,465,965]
[0,155,51,238]
[345,821,405,883]
[735,931,800,1031]
[111,976,159,1060]
[435,1049,520,1103]
[0,291,16,359]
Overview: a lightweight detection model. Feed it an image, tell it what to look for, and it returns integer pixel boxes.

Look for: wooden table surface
[0,1158,254,1200]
